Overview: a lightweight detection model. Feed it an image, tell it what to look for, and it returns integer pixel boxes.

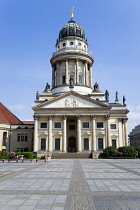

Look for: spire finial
[70,6,74,20]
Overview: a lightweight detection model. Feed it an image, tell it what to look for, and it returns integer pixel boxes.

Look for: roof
[22,121,34,125]
[0,102,23,124]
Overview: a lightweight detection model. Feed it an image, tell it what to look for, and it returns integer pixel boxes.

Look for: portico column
[52,65,55,88]
[65,60,69,84]
[105,115,111,147]
[89,65,92,88]
[56,62,60,86]
[62,115,67,152]
[85,62,88,86]
[76,59,79,84]
[91,115,96,151]
[33,115,39,152]
[118,118,123,147]
[83,61,85,86]
[123,118,128,146]
[48,115,53,152]
[77,115,82,152]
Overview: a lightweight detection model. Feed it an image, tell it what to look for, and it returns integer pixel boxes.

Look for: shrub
[0,151,8,159]
[134,146,140,158]
[15,152,33,159]
[118,146,137,158]
[102,146,117,158]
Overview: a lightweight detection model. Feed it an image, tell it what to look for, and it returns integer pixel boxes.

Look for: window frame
[54,122,61,129]
[97,122,104,128]
[41,138,46,150]
[110,124,117,129]
[84,138,89,150]
[112,139,117,148]
[98,138,103,150]
[55,138,60,150]
[40,122,47,129]
[82,122,89,129]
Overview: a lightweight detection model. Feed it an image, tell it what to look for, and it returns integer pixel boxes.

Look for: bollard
[36,159,38,162]
[30,159,32,162]
[45,159,47,162]
[8,159,10,163]
[16,159,18,163]
[2,159,4,163]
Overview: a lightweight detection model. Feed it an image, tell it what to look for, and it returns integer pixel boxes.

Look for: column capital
[105,115,110,120]
[122,118,128,123]
[76,58,79,62]
[62,115,67,120]
[48,115,53,120]
[33,115,40,120]
[118,118,122,122]
[91,115,96,120]
[65,59,69,62]
[76,115,82,120]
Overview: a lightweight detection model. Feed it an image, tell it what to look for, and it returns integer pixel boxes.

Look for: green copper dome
[59,20,85,40]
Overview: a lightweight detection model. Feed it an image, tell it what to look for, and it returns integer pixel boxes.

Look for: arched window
[3,132,7,146]
[79,75,82,84]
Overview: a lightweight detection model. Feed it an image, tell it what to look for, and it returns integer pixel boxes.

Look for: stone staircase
[52,152,92,159]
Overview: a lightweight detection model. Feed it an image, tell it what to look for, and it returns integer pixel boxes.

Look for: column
[52,65,55,88]
[77,115,82,152]
[85,62,88,86]
[89,65,92,88]
[56,62,60,86]
[65,60,69,84]
[83,61,85,86]
[62,115,67,152]
[91,115,96,151]
[123,118,128,146]
[48,115,53,152]
[118,118,123,147]
[76,59,79,84]
[105,115,111,147]
[33,115,39,152]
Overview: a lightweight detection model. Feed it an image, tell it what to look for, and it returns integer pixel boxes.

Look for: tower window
[79,75,82,84]
[62,43,66,47]
[78,43,81,46]
[62,76,65,84]
[70,42,74,45]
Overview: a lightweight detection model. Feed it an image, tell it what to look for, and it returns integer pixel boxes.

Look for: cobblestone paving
[0,159,140,209]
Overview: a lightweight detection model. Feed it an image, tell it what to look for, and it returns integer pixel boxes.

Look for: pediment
[33,91,109,109]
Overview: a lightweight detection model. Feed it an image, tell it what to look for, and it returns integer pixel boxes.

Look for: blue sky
[0,0,140,132]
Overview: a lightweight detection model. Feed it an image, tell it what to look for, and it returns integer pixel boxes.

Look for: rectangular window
[79,75,82,84]
[17,134,20,141]
[97,122,103,128]
[83,122,89,128]
[25,134,28,141]
[62,76,65,84]
[21,134,24,141]
[40,123,47,128]
[110,124,116,129]
[55,138,60,150]
[54,122,61,128]
[69,125,75,130]
[112,139,116,148]
[98,138,103,150]
[84,138,89,150]
[41,138,46,150]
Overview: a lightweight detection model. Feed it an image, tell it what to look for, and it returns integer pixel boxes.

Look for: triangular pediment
[33,91,109,109]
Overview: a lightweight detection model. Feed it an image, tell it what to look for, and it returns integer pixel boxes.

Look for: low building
[0,102,34,152]
[129,125,140,146]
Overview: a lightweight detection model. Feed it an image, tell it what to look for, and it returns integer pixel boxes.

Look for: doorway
[68,136,76,152]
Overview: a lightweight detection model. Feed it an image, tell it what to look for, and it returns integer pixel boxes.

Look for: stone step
[52,152,92,159]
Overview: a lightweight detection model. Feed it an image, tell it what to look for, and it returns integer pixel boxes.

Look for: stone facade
[129,125,140,146]
[32,17,129,156]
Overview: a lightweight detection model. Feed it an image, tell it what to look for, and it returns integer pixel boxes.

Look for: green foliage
[102,146,117,158]
[118,146,136,158]
[15,152,33,159]
[0,151,8,159]
[40,155,45,159]
[135,146,140,157]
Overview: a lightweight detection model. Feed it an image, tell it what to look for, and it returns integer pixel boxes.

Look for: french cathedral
[32,11,129,158]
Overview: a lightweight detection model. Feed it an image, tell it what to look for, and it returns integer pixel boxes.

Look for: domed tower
[50,10,94,95]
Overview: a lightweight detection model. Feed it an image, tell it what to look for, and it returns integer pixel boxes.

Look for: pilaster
[77,115,82,152]
[33,115,40,152]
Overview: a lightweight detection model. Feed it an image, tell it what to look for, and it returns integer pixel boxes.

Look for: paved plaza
[0,159,140,209]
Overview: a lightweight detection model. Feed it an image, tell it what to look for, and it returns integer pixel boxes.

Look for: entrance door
[68,136,76,152]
